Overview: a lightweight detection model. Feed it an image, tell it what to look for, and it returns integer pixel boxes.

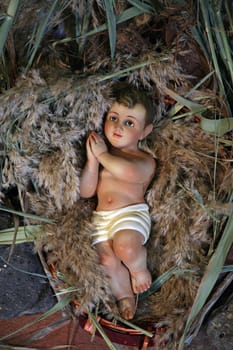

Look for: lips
[113,132,122,137]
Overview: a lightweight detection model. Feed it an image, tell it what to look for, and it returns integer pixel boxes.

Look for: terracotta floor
[0,311,151,349]
[0,312,114,349]
[0,311,220,350]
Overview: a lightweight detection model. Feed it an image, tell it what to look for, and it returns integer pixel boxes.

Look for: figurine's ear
[140,123,153,140]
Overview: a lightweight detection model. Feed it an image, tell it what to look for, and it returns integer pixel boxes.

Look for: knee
[114,242,134,260]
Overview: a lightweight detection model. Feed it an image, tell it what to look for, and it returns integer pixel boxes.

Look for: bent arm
[88,131,155,184]
[89,131,139,180]
[98,152,154,183]
[98,152,134,179]
[79,160,99,198]
[79,134,100,198]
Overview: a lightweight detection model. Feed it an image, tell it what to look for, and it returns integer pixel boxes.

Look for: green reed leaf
[179,208,233,349]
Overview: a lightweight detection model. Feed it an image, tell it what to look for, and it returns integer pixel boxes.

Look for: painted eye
[109,115,118,122]
[125,120,134,127]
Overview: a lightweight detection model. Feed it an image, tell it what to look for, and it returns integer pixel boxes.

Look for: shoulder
[139,150,155,164]
[137,151,156,174]
[146,153,156,175]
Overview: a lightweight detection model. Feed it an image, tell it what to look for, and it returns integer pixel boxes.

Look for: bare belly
[96,170,149,211]
[96,191,145,211]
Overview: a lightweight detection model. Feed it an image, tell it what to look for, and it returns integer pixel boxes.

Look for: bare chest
[97,167,147,195]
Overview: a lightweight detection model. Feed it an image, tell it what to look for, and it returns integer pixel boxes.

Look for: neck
[110,145,139,155]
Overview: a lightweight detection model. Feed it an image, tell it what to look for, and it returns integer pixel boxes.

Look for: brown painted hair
[111,82,155,126]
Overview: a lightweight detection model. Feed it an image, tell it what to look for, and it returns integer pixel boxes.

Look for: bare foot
[118,296,135,320]
[130,269,152,294]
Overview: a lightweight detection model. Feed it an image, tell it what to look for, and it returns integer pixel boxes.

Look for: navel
[107,197,113,204]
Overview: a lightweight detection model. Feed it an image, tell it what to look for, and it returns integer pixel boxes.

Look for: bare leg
[113,230,151,294]
[95,241,135,320]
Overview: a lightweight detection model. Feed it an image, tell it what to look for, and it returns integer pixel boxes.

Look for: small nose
[116,121,124,130]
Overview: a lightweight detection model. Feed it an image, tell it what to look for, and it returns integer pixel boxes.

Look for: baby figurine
[80,83,156,319]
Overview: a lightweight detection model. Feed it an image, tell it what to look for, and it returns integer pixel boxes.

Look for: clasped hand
[87,131,107,159]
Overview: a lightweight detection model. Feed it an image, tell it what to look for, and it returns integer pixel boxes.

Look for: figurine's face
[104,102,152,150]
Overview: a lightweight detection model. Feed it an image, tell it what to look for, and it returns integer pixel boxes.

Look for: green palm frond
[53,4,154,51]
[179,197,233,350]
[25,0,60,73]
[0,207,54,224]
[0,225,42,245]
[192,0,233,115]
[103,0,116,61]
[0,0,20,56]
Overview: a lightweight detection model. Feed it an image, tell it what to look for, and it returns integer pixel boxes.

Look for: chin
[109,138,122,146]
